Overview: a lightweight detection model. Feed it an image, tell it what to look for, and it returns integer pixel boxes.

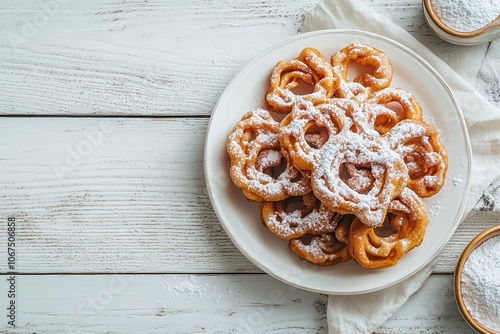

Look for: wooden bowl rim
[454,225,500,334]
[423,0,500,38]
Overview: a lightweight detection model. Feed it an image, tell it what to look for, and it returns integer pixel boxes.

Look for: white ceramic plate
[204,30,471,295]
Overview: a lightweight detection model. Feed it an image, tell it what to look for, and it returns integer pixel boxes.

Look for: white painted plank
[0,117,497,274]
[0,117,242,273]
[0,274,474,333]
[0,274,328,333]
[0,0,484,116]
[378,275,475,333]
[0,0,319,116]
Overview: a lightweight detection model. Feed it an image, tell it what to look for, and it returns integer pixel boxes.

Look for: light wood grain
[0,274,328,333]
[0,117,497,274]
[0,0,486,116]
[377,275,475,334]
[0,0,319,116]
[0,274,474,333]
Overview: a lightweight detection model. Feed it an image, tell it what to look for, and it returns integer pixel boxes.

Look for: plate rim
[203,29,472,295]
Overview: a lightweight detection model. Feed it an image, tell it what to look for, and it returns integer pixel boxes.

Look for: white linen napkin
[302,0,500,332]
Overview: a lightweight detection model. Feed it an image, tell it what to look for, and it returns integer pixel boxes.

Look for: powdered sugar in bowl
[423,0,500,45]
[455,225,500,334]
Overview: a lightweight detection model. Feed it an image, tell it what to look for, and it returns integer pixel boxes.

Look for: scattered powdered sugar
[430,0,500,32]
[160,275,209,299]
[461,235,500,332]
[427,199,443,219]
[453,177,463,186]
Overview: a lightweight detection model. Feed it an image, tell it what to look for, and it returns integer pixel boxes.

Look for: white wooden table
[0,0,498,333]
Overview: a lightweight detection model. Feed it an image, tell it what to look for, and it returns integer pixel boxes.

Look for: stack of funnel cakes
[226,44,448,269]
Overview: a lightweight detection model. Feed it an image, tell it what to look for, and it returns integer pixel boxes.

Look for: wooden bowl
[423,0,500,45]
[454,225,500,334]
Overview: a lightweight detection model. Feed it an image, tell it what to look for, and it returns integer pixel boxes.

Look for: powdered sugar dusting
[227,108,311,201]
[431,0,500,32]
[262,193,338,239]
[453,177,463,186]
[461,235,500,331]
[226,44,448,268]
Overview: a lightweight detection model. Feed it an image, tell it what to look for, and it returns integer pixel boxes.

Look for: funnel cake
[311,130,409,227]
[260,191,341,240]
[279,99,357,171]
[348,188,429,269]
[363,88,423,135]
[226,44,448,269]
[226,108,311,202]
[331,43,393,96]
[383,119,448,197]
[289,233,351,266]
[265,47,339,113]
